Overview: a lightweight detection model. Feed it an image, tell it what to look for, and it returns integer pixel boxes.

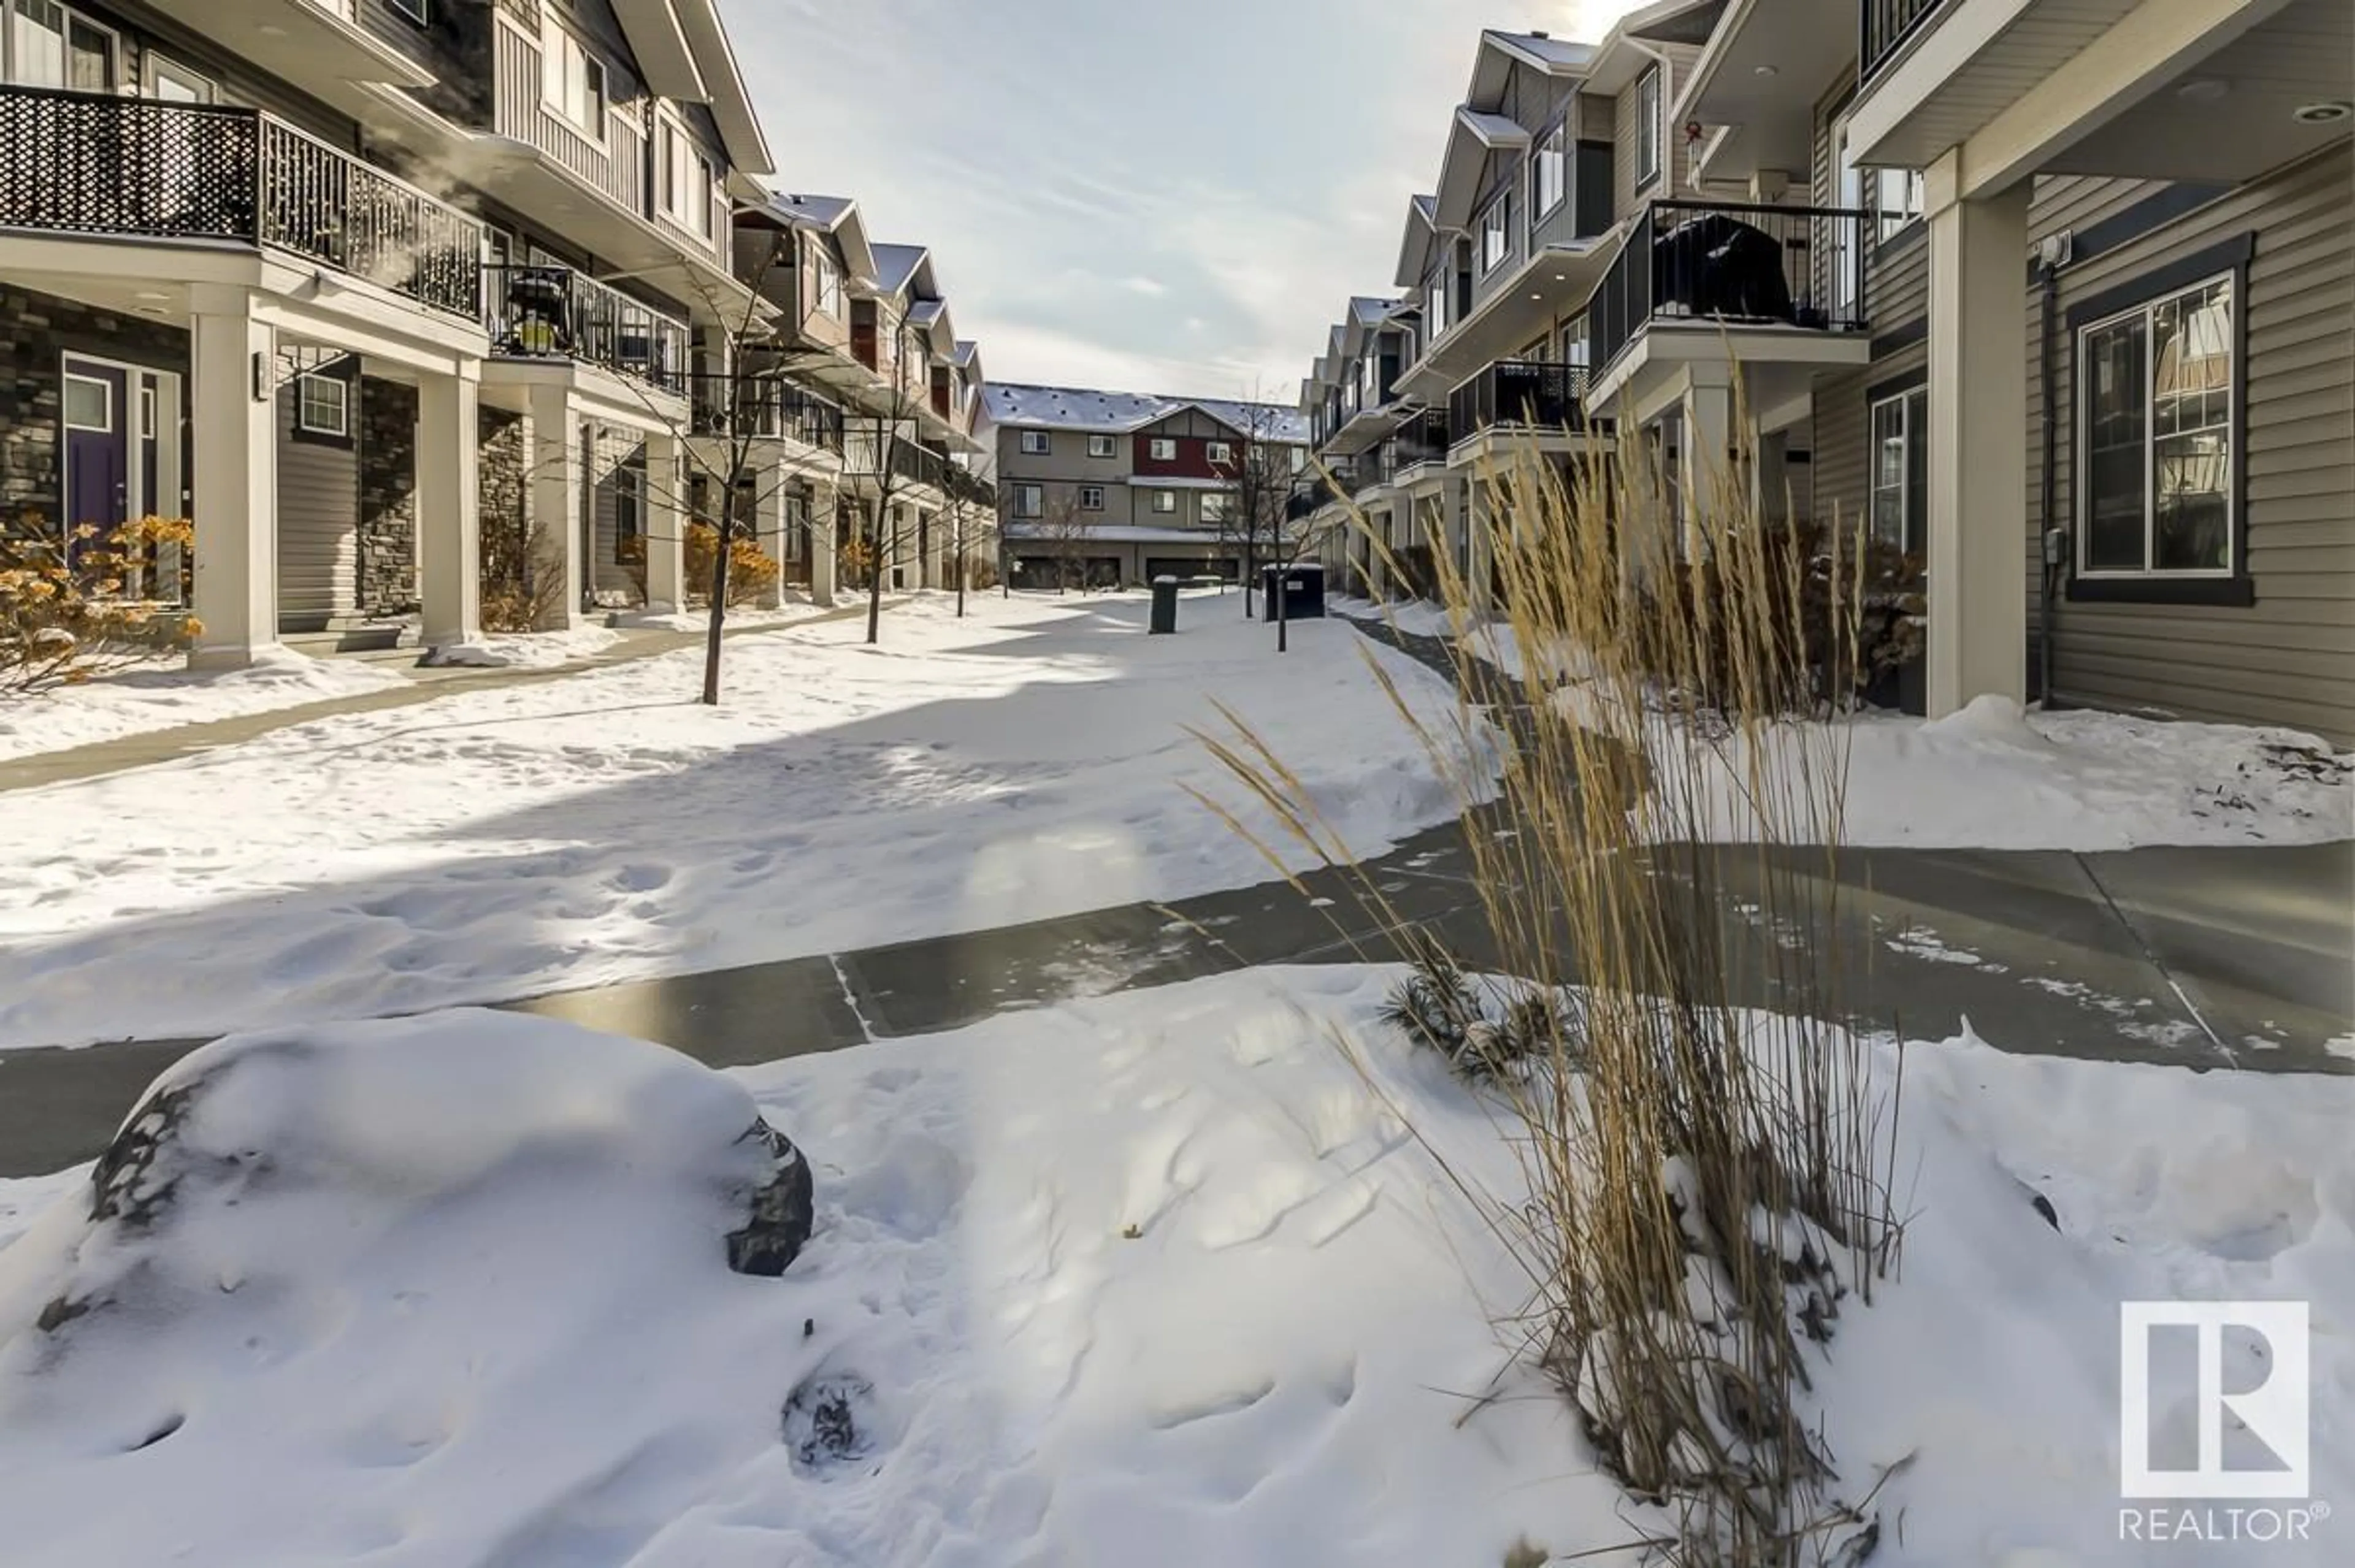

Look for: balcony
[844,420,949,492]
[1387,410,1452,481]
[485,265,689,392]
[689,376,845,451]
[1583,200,1872,400]
[1860,0,1944,80]
[0,85,482,319]
[1448,360,1585,438]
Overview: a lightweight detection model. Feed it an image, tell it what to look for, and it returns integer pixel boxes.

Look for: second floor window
[1874,167,1926,242]
[542,21,607,142]
[1149,437,1177,461]
[1635,67,1663,189]
[1426,270,1447,335]
[808,244,843,318]
[1534,125,1566,217]
[1201,492,1233,525]
[1208,441,1233,465]
[1020,430,1051,455]
[657,120,714,237]
[1087,434,1116,458]
[1152,490,1176,514]
[7,0,116,91]
[1013,483,1043,518]
[1079,485,1105,511]
[1480,190,1511,274]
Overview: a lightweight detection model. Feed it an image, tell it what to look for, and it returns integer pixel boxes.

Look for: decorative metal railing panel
[687,374,846,449]
[486,264,688,391]
[0,85,483,320]
[1583,200,1872,383]
[1448,359,1588,436]
[1862,0,1945,81]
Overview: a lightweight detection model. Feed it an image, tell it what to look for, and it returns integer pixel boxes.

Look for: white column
[188,289,279,668]
[1680,367,1733,557]
[526,383,581,631]
[808,480,837,607]
[753,460,789,610]
[1926,155,2030,717]
[417,365,482,651]
[643,431,686,610]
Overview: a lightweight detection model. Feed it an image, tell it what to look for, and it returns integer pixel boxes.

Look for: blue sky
[721,0,1636,402]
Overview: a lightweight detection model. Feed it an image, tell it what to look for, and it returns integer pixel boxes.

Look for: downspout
[2034,231,2072,709]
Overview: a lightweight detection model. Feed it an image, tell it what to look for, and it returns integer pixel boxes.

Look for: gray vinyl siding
[1812,340,1927,539]
[494,10,649,220]
[2028,143,2355,743]
[589,424,648,601]
[275,380,360,632]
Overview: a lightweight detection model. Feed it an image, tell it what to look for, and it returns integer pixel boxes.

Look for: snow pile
[0,970,2345,1564]
[0,594,1486,1050]
[0,649,407,763]
[0,1010,809,1567]
[611,597,840,634]
[1556,689,2353,849]
[422,625,622,669]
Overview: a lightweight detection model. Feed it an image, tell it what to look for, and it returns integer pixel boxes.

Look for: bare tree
[1262,476,1347,655]
[1026,492,1093,594]
[846,316,942,645]
[1206,386,1302,619]
[940,459,993,618]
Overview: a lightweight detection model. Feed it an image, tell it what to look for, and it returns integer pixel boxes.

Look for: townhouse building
[1296,2,2351,743]
[982,383,1308,588]
[0,0,994,664]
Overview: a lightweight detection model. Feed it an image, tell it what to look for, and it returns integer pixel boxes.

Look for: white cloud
[1122,277,1170,297]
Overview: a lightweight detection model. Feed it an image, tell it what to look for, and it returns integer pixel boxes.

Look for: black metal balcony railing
[0,85,483,319]
[486,264,689,391]
[844,420,949,491]
[1390,408,1451,471]
[687,375,846,450]
[1862,0,1944,80]
[1585,201,1872,383]
[1449,359,1587,438]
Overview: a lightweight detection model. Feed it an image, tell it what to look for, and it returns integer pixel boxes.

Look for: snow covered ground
[421,625,624,669]
[1603,692,2354,851]
[0,592,1481,1050]
[0,650,408,763]
[0,968,2345,1566]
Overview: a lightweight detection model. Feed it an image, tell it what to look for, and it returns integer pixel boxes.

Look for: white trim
[2072,269,2237,581]
[1634,64,1664,190]
[539,15,610,148]
[294,371,351,437]
[1086,432,1116,458]
[61,370,112,433]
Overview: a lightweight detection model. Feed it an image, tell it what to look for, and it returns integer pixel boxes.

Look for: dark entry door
[62,359,129,561]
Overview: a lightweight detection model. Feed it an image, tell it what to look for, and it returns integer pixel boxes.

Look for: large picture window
[1867,385,1925,554]
[2078,273,2234,578]
[541,20,607,142]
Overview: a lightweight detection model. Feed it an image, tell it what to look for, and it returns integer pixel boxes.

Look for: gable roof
[981,383,1309,444]
[870,242,933,299]
[1394,193,1444,289]
[610,0,772,175]
[1584,0,1728,92]
[745,191,878,286]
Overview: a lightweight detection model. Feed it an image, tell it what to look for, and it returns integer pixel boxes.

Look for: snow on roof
[1411,194,1439,227]
[760,192,855,229]
[1348,295,1394,326]
[1456,107,1532,147]
[1482,29,1597,71]
[981,383,1308,443]
[906,300,946,327]
[870,243,929,296]
[953,340,981,367]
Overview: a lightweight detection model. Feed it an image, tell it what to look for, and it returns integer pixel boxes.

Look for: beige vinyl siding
[274,383,359,632]
[1612,45,1709,218]
[1812,67,1928,334]
[1811,340,1928,537]
[589,425,648,602]
[2028,143,2354,743]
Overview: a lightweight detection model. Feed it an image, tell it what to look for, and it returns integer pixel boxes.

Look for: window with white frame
[1152,490,1176,514]
[296,373,349,437]
[388,0,429,23]
[1534,124,1566,217]
[1873,167,1924,242]
[1635,67,1662,188]
[1425,269,1447,335]
[1087,433,1116,458]
[1013,482,1044,518]
[1149,437,1177,460]
[1479,188,1511,274]
[1020,429,1051,456]
[1832,124,1864,317]
[2078,273,2235,577]
[657,118,714,235]
[6,0,115,90]
[615,462,645,551]
[1079,484,1105,511]
[1289,445,1306,473]
[1207,440,1233,466]
[1200,492,1233,525]
[540,20,607,141]
[808,243,843,318]
[1867,385,1926,554]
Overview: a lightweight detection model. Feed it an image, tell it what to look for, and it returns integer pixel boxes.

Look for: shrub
[686,520,779,608]
[480,515,568,634]
[2,516,199,694]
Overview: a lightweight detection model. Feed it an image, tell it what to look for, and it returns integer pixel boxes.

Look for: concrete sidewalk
[0,602,876,794]
[1,812,2343,1177]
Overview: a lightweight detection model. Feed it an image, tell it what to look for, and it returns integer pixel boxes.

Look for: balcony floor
[1585,319,1874,424]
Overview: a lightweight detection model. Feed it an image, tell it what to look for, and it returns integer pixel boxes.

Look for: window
[2078,274,2235,578]
[1152,490,1176,514]
[295,373,349,437]
[7,1,113,90]
[1207,441,1233,465]
[1013,482,1044,518]
[1289,445,1306,474]
[1873,167,1924,242]
[61,372,109,431]
[1426,270,1447,335]
[147,53,212,102]
[615,463,645,551]
[1560,318,1590,370]
[1534,124,1566,217]
[1200,492,1233,525]
[1019,430,1051,456]
[1832,124,1864,316]
[1087,434,1116,459]
[1079,484,1105,511]
[388,0,429,23]
[657,118,714,235]
[540,20,607,141]
[1867,386,1926,554]
[808,243,843,318]
[1149,437,1177,460]
[1634,67,1662,189]
[1479,189,1511,274]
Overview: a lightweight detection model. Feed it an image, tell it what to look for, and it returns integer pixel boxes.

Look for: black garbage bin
[1260,562,1326,621]
[1149,575,1180,635]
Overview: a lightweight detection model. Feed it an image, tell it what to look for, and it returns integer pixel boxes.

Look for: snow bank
[0,649,407,763]
[0,594,1485,1050]
[1554,687,2353,849]
[421,625,622,669]
[611,597,840,634]
[0,970,2343,1564]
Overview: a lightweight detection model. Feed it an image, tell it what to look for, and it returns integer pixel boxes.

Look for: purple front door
[62,359,129,564]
